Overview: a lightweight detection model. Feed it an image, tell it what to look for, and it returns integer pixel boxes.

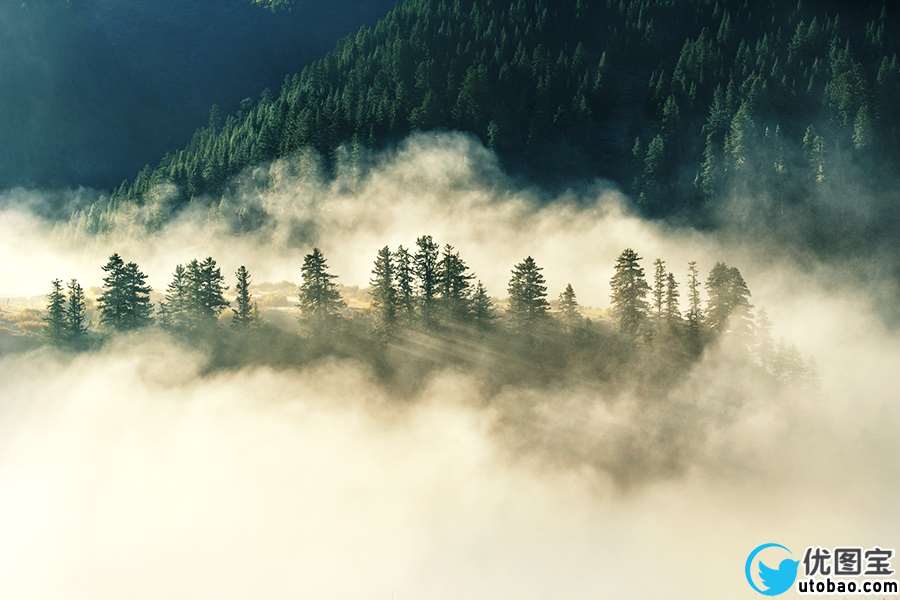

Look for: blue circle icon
[745,543,800,596]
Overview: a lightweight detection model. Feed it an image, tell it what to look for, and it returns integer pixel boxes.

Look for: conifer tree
[558,283,581,326]
[122,262,154,330]
[98,254,127,329]
[437,244,473,320]
[610,248,650,336]
[299,248,344,325]
[191,257,229,322]
[706,262,752,336]
[507,256,550,330]
[98,255,153,331]
[470,280,496,330]
[414,235,440,321]
[232,265,255,327]
[370,246,397,328]
[664,272,681,323]
[44,279,66,342]
[652,258,666,319]
[65,279,88,341]
[394,245,416,319]
[159,264,191,329]
[686,261,704,327]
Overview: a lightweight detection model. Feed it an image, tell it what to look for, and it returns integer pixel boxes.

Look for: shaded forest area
[87,0,899,256]
[38,239,814,400]
[0,0,396,190]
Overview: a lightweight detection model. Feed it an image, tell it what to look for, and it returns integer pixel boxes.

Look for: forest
[39,239,813,394]
[73,0,899,257]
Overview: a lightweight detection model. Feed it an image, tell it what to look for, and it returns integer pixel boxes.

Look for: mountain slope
[103,0,898,243]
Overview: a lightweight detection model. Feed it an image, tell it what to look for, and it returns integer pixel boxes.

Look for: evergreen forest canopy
[40,239,813,396]
[86,0,899,259]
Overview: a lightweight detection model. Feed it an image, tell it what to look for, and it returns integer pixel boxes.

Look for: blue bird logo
[745,543,800,596]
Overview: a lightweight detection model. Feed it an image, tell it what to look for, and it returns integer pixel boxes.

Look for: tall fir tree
[664,272,681,323]
[122,261,154,330]
[436,244,473,320]
[652,258,667,319]
[558,283,581,327]
[610,248,650,336]
[393,245,416,320]
[98,254,127,329]
[705,262,752,337]
[65,279,88,341]
[470,280,496,330]
[507,256,550,330]
[299,248,344,325]
[414,235,440,322]
[686,261,704,328]
[44,279,67,343]
[232,265,255,327]
[369,246,397,329]
[191,257,230,323]
[159,264,191,329]
[98,255,153,331]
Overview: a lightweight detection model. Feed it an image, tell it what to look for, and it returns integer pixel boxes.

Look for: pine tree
[65,279,88,341]
[122,262,154,330]
[299,247,344,325]
[160,264,191,329]
[610,248,650,336]
[437,244,473,320]
[232,265,255,327]
[705,262,752,336]
[470,280,496,330]
[664,272,681,322]
[370,246,397,329]
[507,256,550,330]
[558,283,581,326]
[414,235,440,321]
[652,258,666,319]
[394,245,416,320]
[192,257,229,323]
[44,279,67,343]
[98,254,127,329]
[686,261,704,327]
[98,255,153,331]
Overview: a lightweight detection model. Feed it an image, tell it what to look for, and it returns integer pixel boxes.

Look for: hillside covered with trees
[93,0,898,250]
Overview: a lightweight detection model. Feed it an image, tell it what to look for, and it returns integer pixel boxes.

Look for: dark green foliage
[44,279,66,342]
[705,262,753,337]
[232,265,255,327]
[558,283,580,327]
[507,256,550,330]
[299,248,344,325]
[393,245,416,320]
[470,280,496,330]
[436,244,473,321]
[190,257,230,322]
[93,0,900,243]
[65,279,88,341]
[160,264,192,329]
[98,254,153,331]
[664,272,681,323]
[610,248,650,336]
[370,246,397,329]
[414,235,440,322]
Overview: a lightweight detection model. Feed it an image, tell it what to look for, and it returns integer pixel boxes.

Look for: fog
[0,133,898,599]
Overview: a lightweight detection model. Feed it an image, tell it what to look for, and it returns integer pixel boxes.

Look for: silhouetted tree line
[43,240,813,385]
